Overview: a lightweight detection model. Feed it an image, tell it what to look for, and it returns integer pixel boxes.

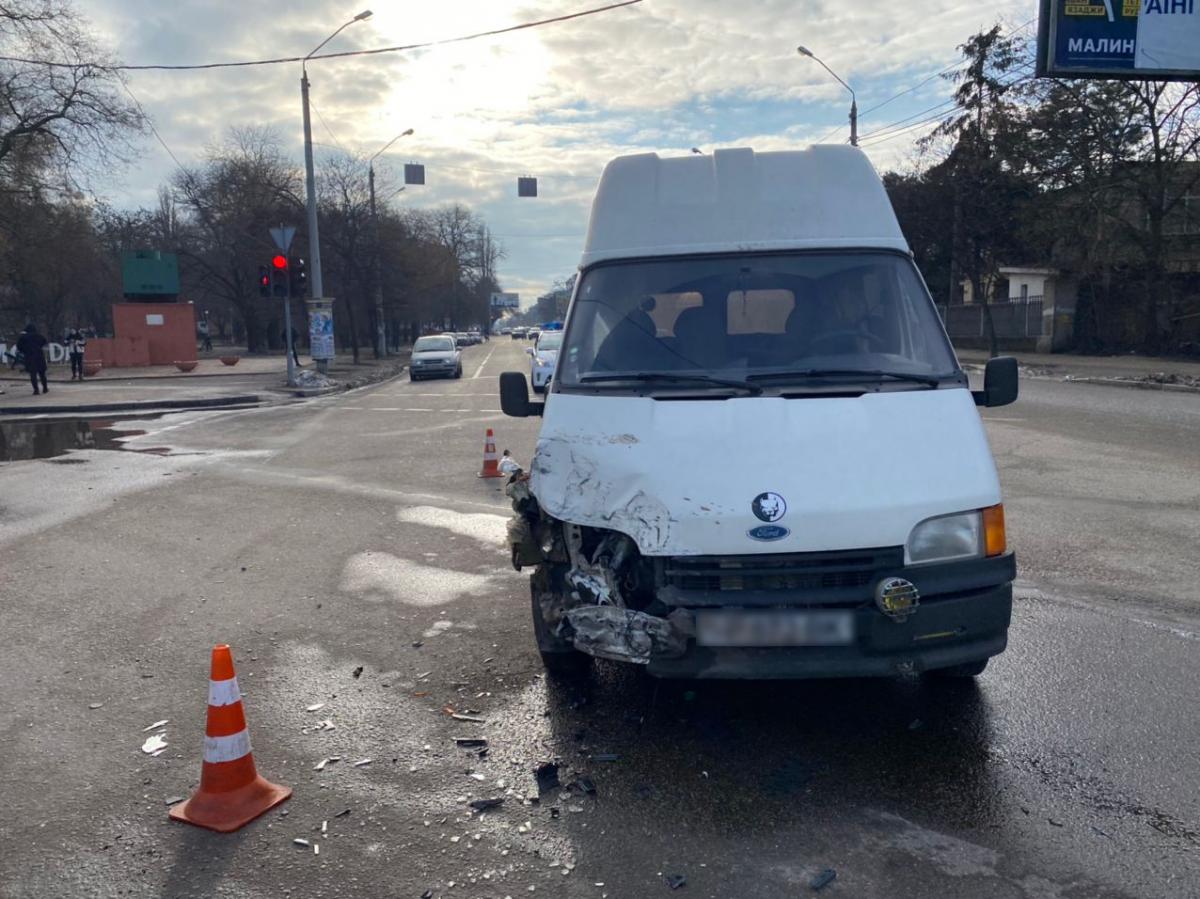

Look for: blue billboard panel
[1038,0,1200,79]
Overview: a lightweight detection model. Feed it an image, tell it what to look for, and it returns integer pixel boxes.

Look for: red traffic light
[272,254,288,270]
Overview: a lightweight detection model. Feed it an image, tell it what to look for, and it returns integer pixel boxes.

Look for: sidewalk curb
[1064,376,1200,395]
[0,394,262,416]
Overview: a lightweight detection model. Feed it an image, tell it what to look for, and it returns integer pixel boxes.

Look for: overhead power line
[0,0,644,71]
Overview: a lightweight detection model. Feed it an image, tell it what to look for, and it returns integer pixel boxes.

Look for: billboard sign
[121,250,180,297]
[490,291,519,309]
[1038,0,1200,79]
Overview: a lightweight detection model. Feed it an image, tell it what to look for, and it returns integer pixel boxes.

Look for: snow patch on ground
[339,553,494,606]
[396,505,508,550]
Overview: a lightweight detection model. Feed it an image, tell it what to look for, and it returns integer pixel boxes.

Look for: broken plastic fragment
[293,838,310,848]
[535,762,560,795]
[88,702,104,710]
[470,798,505,812]
[314,758,330,771]
[353,758,373,767]
[809,868,836,891]
[141,734,168,754]
[142,719,169,732]
[451,713,487,723]
[665,874,687,890]
[306,703,326,712]
[455,737,488,748]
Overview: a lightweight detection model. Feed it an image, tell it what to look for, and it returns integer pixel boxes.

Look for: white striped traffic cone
[478,428,504,478]
[168,644,291,832]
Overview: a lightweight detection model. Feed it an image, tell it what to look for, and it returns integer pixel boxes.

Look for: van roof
[580,145,908,268]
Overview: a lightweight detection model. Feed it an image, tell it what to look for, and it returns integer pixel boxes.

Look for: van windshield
[556,252,959,390]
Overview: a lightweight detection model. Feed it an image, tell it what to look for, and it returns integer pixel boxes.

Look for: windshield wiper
[746,368,944,388]
[579,371,763,395]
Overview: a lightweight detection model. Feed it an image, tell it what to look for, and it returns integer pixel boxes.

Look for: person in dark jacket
[66,327,87,380]
[16,324,48,394]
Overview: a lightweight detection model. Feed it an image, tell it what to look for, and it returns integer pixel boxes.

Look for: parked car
[526,329,563,393]
[410,334,462,380]
[498,145,1018,679]
[511,327,527,340]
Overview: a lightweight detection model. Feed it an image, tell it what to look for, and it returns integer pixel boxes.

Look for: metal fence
[938,297,1044,339]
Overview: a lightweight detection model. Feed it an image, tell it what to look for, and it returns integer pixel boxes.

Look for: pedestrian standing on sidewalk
[66,326,87,380]
[16,324,48,395]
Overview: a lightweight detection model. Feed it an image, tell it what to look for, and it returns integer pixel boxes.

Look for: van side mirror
[500,371,543,417]
[973,356,1018,408]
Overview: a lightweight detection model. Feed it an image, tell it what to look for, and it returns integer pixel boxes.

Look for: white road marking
[472,343,498,380]
[369,407,401,411]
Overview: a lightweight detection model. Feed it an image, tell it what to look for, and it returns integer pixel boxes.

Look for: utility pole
[300,10,372,374]
[367,128,414,359]
[797,45,858,147]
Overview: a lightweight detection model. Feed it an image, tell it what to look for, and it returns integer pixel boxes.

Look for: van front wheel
[928,658,988,678]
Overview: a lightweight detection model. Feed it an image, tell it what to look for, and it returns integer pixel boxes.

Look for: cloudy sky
[81,0,1035,307]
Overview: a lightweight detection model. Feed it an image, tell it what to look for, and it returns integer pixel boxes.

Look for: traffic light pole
[274,268,297,388]
[300,68,328,375]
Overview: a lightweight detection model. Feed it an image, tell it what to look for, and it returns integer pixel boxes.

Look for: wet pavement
[0,340,1197,898]
[0,417,171,461]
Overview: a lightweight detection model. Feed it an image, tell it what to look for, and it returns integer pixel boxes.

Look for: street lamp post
[368,128,414,358]
[797,45,857,147]
[301,9,372,372]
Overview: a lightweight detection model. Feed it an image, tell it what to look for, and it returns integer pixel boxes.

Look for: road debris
[455,737,488,748]
[353,758,373,767]
[141,734,168,755]
[809,868,836,891]
[352,666,364,679]
[164,796,185,805]
[334,808,351,817]
[665,873,687,890]
[321,820,328,834]
[292,838,310,848]
[306,703,326,712]
[88,702,104,710]
[143,719,169,732]
[470,798,505,812]
[1048,817,1065,827]
[535,762,561,795]
[573,776,597,795]
[450,713,487,723]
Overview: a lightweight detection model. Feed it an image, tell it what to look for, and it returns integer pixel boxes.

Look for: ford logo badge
[747,525,790,541]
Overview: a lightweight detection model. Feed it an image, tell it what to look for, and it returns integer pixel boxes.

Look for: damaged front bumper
[507,472,1014,677]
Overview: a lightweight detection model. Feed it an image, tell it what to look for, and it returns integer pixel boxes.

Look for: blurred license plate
[695,610,854,647]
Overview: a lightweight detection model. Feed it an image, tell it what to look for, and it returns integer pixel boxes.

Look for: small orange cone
[169,645,291,832]
[478,428,504,478]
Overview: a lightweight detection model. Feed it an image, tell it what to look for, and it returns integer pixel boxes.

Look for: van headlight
[905,505,1006,565]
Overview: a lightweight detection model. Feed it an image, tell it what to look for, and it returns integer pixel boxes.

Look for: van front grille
[662,547,903,595]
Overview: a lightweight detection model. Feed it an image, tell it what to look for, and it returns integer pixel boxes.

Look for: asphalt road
[0,340,1197,899]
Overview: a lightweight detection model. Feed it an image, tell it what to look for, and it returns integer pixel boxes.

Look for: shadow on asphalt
[536,664,1001,832]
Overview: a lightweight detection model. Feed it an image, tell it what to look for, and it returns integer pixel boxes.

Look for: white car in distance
[527,329,563,393]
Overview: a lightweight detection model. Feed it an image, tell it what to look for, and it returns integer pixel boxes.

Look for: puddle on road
[0,417,171,462]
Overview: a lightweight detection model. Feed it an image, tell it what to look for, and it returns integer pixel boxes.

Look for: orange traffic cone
[478,428,504,478]
[169,645,291,832]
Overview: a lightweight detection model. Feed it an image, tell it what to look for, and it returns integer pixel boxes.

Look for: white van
[500,146,1017,679]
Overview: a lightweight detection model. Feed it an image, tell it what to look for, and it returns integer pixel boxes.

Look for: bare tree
[0,0,145,187]
[171,128,302,352]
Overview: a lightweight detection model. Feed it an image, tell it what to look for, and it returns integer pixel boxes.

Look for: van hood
[529,389,1000,556]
